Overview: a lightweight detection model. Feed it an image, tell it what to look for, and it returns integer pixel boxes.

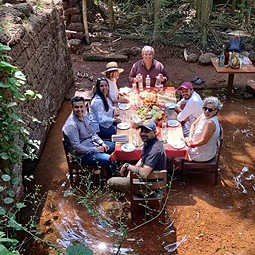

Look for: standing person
[89,78,121,140]
[175,82,203,137]
[62,96,116,175]
[128,45,169,87]
[102,62,129,104]
[107,119,166,193]
[182,96,223,162]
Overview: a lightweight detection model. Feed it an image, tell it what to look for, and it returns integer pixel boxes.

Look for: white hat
[101,62,124,75]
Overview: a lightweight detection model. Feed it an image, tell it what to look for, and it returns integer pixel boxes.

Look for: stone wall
[0,1,73,197]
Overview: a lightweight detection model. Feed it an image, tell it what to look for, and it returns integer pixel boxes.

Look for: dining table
[110,87,188,162]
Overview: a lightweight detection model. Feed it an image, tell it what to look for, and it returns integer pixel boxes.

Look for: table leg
[227,73,234,95]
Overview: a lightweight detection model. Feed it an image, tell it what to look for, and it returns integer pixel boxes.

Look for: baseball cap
[137,119,156,131]
[177,81,193,90]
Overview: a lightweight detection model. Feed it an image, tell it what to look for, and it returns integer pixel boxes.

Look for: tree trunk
[196,0,212,44]
[82,0,90,45]
[108,0,114,30]
[231,0,237,13]
[153,0,160,41]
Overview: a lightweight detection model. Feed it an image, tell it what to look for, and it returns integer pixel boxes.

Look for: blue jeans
[97,124,116,140]
[81,141,116,176]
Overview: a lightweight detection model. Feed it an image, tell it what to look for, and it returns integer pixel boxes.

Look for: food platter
[119,103,130,110]
[169,140,185,149]
[167,120,179,127]
[121,143,136,152]
[165,102,176,110]
[117,122,131,130]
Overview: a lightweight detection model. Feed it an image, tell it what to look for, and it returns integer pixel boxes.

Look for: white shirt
[176,91,203,131]
[107,78,119,102]
[89,94,115,132]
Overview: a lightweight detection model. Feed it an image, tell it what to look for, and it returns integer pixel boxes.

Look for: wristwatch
[124,163,129,170]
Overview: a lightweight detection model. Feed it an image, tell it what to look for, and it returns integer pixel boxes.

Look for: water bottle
[146,75,150,90]
[155,77,161,91]
[138,75,143,92]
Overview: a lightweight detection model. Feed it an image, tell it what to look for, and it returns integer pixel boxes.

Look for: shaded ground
[23,40,255,255]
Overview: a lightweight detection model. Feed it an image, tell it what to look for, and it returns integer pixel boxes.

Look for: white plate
[170,140,185,149]
[119,87,131,93]
[167,120,179,127]
[165,102,176,109]
[117,122,130,130]
[119,103,130,110]
[121,143,136,152]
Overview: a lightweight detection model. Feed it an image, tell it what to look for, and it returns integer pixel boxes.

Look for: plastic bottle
[138,75,143,92]
[145,75,151,89]
[224,47,229,66]
[155,76,161,91]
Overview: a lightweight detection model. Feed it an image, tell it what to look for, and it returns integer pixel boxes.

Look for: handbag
[229,37,243,52]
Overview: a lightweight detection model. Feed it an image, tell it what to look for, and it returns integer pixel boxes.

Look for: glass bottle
[219,45,225,67]
[138,75,143,92]
[145,75,151,90]
[155,76,161,91]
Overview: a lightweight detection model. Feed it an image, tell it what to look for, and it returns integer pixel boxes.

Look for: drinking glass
[132,130,137,146]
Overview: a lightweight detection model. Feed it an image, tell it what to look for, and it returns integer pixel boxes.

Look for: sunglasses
[74,105,84,109]
[203,106,215,113]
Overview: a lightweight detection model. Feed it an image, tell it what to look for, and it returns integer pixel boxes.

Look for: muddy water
[23,88,255,255]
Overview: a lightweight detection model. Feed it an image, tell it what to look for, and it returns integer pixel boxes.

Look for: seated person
[62,96,116,176]
[89,78,122,140]
[175,82,203,137]
[128,45,169,87]
[107,119,166,193]
[182,96,223,162]
[102,62,129,104]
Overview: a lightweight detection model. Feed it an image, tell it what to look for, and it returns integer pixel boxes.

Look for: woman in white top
[89,78,121,140]
[182,96,223,162]
[102,62,129,104]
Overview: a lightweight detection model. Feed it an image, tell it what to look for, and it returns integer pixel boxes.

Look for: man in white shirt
[175,82,203,137]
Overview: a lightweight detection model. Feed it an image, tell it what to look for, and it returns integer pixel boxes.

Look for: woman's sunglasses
[203,106,215,113]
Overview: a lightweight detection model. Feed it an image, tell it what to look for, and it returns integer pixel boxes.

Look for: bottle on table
[155,76,161,91]
[224,46,229,66]
[138,75,143,92]
[145,75,151,90]
[132,83,137,93]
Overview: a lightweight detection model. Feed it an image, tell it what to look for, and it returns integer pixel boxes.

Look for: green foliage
[0,43,42,254]
[65,243,93,255]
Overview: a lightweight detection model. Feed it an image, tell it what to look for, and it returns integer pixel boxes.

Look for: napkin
[111,134,129,143]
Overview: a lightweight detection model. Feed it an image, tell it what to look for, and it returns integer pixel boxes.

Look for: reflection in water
[51,185,186,254]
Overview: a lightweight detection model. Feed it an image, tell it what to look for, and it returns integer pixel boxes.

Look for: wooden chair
[62,134,101,186]
[182,124,223,185]
[130,170,167,222]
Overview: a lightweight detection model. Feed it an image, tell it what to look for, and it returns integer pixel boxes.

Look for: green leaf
[8,218,23,230]
[0,207,7,215]
[7,190,15,197]
[1,174,11,182]
[0,81,10,88]
[0,153,9,160]
[14,70,26,81]
[66,243,93,255]
[11,177,20,185]
[0,44,11,52]
[4,197,14,204]
[0,61,16,70]
[15,202,26,209]
[0,244,15,255]
[0,186,5,192]
[7,102,17,107]
[10,113,24,123]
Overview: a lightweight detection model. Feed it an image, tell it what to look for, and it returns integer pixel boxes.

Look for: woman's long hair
[92,78,110,112]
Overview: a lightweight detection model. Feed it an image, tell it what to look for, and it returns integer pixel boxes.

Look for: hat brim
[137,124,156,131]
[177,85,193,90]
[101,68,124,75]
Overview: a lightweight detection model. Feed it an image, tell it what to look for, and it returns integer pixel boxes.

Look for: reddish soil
[24,40,255,255]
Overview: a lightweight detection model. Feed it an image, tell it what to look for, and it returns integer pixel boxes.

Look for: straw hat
[101,62,124,75]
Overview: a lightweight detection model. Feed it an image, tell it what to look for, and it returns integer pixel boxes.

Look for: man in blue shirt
[62,96,116,175]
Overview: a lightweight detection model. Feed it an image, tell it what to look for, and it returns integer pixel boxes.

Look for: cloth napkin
[111,134,129,143]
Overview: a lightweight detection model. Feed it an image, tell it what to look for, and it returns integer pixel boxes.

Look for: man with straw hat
[102,62,129,104]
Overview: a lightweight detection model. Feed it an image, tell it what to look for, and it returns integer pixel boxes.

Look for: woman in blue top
[89,78,122,139]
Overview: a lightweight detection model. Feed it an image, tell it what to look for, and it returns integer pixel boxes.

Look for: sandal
[194,78,205,85]
[191,76,199,82]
